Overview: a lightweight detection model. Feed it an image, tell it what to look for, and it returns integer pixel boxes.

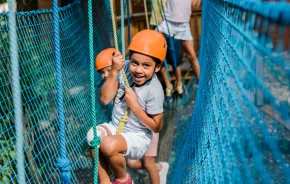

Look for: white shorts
[157,21,193,41]
[86,122,151,160]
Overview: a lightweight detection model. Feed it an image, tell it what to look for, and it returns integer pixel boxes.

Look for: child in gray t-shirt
[87,30,167,184]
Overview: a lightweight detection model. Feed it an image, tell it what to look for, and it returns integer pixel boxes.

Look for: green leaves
[0,137,16,183]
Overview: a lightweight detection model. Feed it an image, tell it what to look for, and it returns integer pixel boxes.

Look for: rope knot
[120,115,129,122]
[56,157,71,184]
[90,136,101,148]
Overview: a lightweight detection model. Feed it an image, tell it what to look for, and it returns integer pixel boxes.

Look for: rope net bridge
[1,0,290,183]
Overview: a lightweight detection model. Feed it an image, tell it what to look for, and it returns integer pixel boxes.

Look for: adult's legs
[160,65,184,96]
[160,66,173,89]
[182,40,200,83]
[160,67,174,102]
[175,66,182,87]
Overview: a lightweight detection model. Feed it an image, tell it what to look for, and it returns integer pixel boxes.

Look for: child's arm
[125,88,163,133]
[100,51,124,105]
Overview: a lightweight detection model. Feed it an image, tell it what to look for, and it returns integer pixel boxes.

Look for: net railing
[168,0,290,183]
[0,1,111,183]
[1,0,290,183]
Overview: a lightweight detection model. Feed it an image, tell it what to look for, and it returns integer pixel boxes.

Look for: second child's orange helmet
[128,30,167,63]
[95,48,116,71]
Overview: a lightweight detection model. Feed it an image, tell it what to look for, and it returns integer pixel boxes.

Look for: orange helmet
[128,30,167,63]
[95,48,116,71]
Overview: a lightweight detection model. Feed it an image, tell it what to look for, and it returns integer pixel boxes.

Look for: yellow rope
[110,0,130,134]
[143,0,149,29]
[110,0,118,51]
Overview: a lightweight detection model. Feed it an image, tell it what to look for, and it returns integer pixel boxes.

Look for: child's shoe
[165,86,174,103]
[159,162,169,184]
[176,84,183,95]
[176,84,187,98]
[112,174,133,184]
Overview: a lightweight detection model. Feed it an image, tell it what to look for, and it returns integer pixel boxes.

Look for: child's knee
[86,126,108,147]
[100,136,118,157]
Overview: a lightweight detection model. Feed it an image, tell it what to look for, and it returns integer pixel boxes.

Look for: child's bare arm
[133,107,163,133]
[148,113,164,132]
[100,69,119,105]
[124,88,163,133]
[132,106,163,133]
[100,51,124,104]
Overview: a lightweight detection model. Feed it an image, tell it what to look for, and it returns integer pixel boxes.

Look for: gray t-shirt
[110,61,164,138]
[165,0,192,23]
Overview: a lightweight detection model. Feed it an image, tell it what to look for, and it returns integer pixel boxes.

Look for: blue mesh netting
[0,1,111,183]
[1,0,290,183]
[168,0,290,183]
